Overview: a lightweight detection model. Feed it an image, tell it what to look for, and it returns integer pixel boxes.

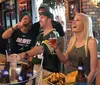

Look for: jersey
[32,29,61,72]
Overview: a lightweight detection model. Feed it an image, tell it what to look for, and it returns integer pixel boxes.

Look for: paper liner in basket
[66,71,78,84]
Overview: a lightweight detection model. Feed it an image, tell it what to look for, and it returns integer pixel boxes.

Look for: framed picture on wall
[68,0,82,21]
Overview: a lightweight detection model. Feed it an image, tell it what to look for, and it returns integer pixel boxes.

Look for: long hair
[65,13,93,56]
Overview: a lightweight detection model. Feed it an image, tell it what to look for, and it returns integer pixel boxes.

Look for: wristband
[11,27,15,31]
[24,52,28,59]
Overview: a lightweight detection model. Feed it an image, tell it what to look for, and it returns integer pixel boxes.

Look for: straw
[5,50,9,62]
[37,56,44,85]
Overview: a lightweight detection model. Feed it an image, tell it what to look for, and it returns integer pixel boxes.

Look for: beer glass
[49,34,57,54]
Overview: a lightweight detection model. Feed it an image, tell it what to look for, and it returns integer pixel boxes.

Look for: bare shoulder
[88,38,97,50]
[88,37,97,45]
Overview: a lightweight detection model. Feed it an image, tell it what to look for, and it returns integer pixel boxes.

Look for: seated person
[49,13,97,84]
[2,11,39,53]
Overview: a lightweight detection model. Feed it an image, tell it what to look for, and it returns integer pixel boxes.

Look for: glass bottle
[2,62,10,83]
[18,63,28,82]
[26,61,34,79]
[76,57,87,85]
[0,70,3,83]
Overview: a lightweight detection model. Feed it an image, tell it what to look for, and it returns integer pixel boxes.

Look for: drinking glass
[49,34,57,54]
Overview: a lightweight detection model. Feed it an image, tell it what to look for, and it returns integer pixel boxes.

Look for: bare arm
[96,59,100,85]
[54,47,68,64]
[2,22,22,39]
[2,27,14,39]
[60,36,64,52]
[88,38,97,84]
[19,46,44,61]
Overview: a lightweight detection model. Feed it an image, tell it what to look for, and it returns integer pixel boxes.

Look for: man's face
[21,15,31,27]
[39,15,49,29]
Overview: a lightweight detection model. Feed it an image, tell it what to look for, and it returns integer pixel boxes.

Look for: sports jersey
[32,29,61,72]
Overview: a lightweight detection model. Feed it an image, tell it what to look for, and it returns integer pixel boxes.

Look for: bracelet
[11,27,15,31]
[24,52,28,59]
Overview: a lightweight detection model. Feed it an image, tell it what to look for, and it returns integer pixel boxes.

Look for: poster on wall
[68,0,82,21]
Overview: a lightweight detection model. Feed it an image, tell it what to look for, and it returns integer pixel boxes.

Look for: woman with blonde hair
[50,13,97,84]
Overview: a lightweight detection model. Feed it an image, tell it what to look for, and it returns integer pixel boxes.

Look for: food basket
[43,72,66,85]
[66,82,76,85]
[65,71,78,85]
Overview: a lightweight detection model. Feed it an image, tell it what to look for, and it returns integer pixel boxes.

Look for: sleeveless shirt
[65,45,90,75]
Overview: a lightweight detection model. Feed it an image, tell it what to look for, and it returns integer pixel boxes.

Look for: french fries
[43,72,66,85]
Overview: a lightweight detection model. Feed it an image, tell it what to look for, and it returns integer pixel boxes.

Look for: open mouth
[72,26,77,28]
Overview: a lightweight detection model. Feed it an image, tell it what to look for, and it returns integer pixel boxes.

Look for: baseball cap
[38,4,50,12]
[40,12,54,20]
[22,11,31,19]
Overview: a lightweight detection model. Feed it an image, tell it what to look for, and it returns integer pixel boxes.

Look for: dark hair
[22,11,31,18]
[40,12,54,20]
[38,4,50,12]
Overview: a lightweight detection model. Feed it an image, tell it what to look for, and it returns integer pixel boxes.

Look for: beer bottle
[76,57,87,85]
[26,61,34,79]
[18,63,28,82]
[2,62,10,83]
[0,70,3,83]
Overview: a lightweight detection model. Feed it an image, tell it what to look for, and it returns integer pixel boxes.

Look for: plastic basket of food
[65,71,78,85]
[43,72,66,85]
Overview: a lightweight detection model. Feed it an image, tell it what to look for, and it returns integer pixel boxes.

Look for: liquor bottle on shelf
[76,57,87,85]
[18,63,28,82]
[2,62,10,83]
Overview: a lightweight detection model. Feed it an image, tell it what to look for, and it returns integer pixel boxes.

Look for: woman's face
[72,14,84,33]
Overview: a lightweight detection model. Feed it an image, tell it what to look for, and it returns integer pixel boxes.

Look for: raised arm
[54,47,68,64]
[60,36,64,52]
[2,22,22,39]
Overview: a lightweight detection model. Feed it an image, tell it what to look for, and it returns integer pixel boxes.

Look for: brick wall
[65,0,100,45]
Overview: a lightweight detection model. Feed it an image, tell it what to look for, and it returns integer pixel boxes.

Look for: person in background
[2,11,39,54]
[49,13,97,84]
[33,4,65,52]
[0,23,7,54]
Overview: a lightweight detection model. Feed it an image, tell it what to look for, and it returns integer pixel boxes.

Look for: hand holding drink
[12,22,23,30]
[49,34,58,54]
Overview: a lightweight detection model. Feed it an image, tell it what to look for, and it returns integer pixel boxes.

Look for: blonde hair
[65,13,93,56]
